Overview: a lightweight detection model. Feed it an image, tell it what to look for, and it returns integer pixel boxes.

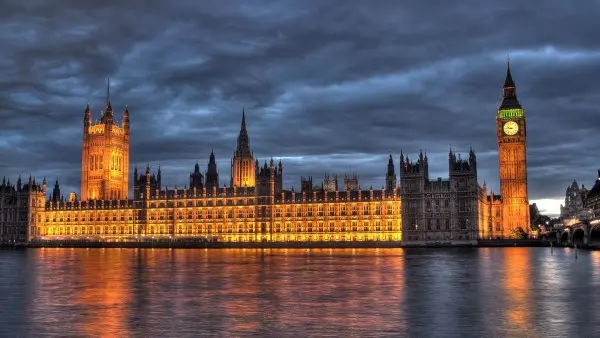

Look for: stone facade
[399,150,480,244]
[560,180,589,225]
[0,177,46,244]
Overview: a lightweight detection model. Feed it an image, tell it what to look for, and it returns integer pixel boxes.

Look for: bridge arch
[573,228,585,247]
[590,225,600,246]
[560,231,569,245]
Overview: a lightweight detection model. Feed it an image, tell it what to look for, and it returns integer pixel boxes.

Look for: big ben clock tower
[496,61,530,236]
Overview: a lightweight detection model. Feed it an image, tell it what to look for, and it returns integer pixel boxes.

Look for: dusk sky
[1,0,599,216]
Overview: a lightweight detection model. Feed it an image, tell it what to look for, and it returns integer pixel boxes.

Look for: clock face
[503,121,519,136]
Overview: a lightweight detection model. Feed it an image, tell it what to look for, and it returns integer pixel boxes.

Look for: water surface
[0,247,598,337]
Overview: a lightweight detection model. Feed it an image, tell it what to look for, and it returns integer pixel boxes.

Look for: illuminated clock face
[503,121,519,136]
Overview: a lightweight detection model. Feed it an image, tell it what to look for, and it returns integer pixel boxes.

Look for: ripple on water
[0,247,599,337]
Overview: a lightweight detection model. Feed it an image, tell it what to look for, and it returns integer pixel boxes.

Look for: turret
[449,149,477,175]
[418,150,429,179]
[157,165,162,189]
[123,105,130,135]
[343,173,359,191]
[400,152,426,177]
[275,159,283,193]
[423,152,429,178]
[52,180,61,202]
[323,174,338,192]
[206,150,219,189]
[301,176,313,194]
[469,147,477,173]
[190,162,204,190]
[386,154,396,192]
[83,103,91,133]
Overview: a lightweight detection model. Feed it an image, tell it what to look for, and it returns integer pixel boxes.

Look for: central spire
[236,108,251,156]
[241,107,246,131]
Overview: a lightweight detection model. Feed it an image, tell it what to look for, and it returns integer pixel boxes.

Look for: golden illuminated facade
[81,80,130,201]
[29,111,401,243]
[35,170,401,242]
[496,62,530,237]
[477,62,531,239]
[230,109,256,188]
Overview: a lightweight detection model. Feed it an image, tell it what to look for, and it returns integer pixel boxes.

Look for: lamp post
[416,224,419,241]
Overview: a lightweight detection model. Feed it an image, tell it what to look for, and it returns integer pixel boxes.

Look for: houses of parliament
[0,65,530,245]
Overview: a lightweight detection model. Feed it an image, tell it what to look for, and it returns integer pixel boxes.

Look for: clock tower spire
[500,60,521,110]
[496,61,530,238]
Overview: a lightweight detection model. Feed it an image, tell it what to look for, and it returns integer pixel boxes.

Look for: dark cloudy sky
[1,0,599,216]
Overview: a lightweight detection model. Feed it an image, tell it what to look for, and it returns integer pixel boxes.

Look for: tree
[529,203,552,230]
[530,203,540,225]
[509,227,527,239]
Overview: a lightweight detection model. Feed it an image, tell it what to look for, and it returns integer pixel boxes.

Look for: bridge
[546,219,600,248]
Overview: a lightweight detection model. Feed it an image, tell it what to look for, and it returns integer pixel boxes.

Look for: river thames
[0,247,598,337]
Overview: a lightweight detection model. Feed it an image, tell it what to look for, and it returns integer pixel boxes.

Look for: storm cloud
[1,0,599,216]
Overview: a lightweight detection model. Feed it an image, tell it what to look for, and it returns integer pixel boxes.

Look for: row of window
[0,212,29,222]
[43,212,399,223]
[42,204,398,222]
[41,224,399,236]
[44,215,134,223]
[404,219,472,231]
[405,234,472,241]
[142,199,396,208]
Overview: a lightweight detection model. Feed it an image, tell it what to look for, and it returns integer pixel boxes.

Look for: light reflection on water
[0,247,599,337]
